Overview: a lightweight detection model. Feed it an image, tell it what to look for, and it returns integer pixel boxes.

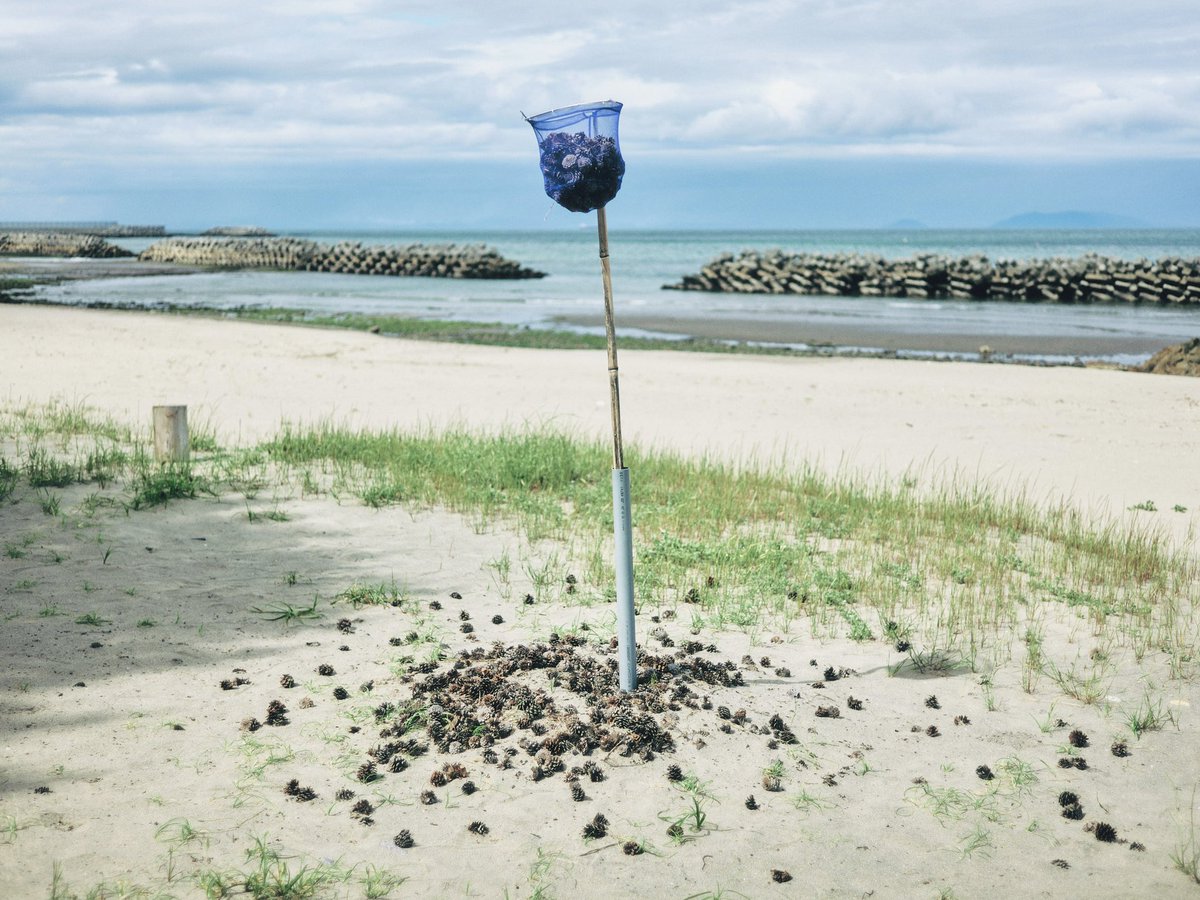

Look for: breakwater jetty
[665,251,1200,305]
[139,238,545,279]
[0,232,133,258]
[0,222,164,237]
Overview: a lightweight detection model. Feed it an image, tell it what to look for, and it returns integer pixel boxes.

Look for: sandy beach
[2,305,1199,898]
[3,305,1197,540]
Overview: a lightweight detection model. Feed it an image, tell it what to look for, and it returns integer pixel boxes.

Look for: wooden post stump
[153,405,189,463]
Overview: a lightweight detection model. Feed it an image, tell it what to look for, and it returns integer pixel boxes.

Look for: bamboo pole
[597,206,637,693]
[597,206,624,470]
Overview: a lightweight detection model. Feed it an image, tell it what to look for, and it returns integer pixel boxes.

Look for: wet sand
[560,312,1177,358]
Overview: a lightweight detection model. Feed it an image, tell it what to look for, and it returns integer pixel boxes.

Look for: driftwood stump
[152,405,189,462]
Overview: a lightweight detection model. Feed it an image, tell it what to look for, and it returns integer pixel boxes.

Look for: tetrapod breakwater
[138,238,546,279]
[0,232,134,258]
[665,251,1200,305]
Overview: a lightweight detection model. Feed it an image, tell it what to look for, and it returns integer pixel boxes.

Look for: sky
[1,0,1198,230]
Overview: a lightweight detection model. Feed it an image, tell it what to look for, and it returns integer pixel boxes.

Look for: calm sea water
[31,228,1200,363]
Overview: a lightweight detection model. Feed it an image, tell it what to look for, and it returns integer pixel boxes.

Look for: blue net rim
[525,100,622,129]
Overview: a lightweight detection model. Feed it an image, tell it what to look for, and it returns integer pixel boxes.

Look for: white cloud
[1,0,1197,176]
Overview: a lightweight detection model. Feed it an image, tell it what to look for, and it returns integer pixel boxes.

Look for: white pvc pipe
[612,466,637,691]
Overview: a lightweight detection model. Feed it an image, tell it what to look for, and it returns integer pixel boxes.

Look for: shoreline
[558,311,1166,359]
[0,292,1164,370]
[3,254,1197,366]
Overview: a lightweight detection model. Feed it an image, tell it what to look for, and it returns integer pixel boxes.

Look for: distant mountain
[992,210,1147,229]
[885,218,929,229]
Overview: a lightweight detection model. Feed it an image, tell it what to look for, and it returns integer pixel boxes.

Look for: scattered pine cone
[461,780,477,795]
[241,717,262,732]
[450,591,463,600]
[279,674,295,688]
[356,762,378,783]
[468,821,489,835]
[265,700,289,726]
[460,622,474,634]
[317,664,334,676]
[925,725,940,737]
[492,615,504,624]
[954,715,970,726]
[896,640,911,652]
[429,600,442,610]
[1058,791,1079,807]
[775,667,791,677]
[582,813,609,840]
[815,706,840,718]
[393,830,414,849]
[847,697,864,711]
[1130,842,1145,852]
[332,687,349,700]
[1068,729,1089,748]
[336,618,354,633]
[571,784,586,802]
[666,764,683,782]
[976,765,994,780]
[335,789,355,801]
[622,841,643,856]
[1093,822,1118,843]
[430,770,448,787]
[745,795,758,810]
[667,823,683,839]
[1051,859,1069,869]
[1111,741,1130,758]
[352,799,374,817]
[772,870,793,883]
[1062,803,1084,820]
[925,695,940,709]
[762,774,783,792]
[420,790,437,805]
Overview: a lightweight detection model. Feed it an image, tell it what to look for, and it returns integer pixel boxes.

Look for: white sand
[2,306,1196,541]
[1,305,1198,899]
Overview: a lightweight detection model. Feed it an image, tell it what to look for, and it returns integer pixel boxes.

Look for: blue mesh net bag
[525,101,624,213]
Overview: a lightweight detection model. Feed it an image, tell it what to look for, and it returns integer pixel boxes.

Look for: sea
[27,228,1200,365]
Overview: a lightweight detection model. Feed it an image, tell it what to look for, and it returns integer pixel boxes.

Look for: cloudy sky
[2,1,1197,229]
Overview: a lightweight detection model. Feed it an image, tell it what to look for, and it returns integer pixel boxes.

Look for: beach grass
[204,306,794,355]
[256,423,1196,666]
[3,399,1194,678]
